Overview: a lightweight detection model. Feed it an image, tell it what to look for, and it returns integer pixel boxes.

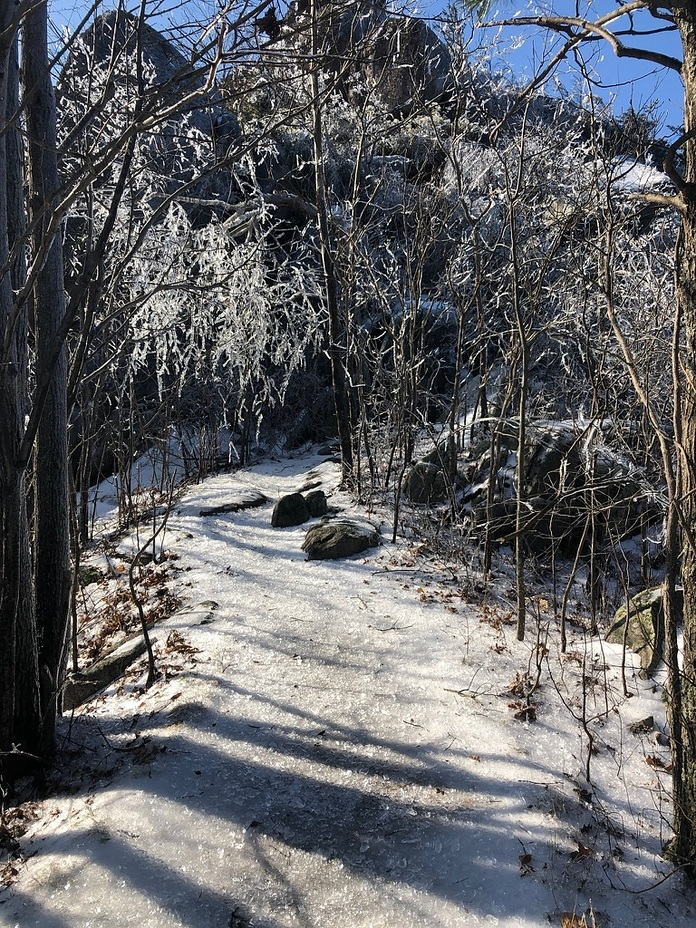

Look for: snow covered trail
[2,453,695,927]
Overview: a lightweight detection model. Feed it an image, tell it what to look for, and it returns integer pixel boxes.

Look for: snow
[611,159,673,195]
[2,451,694,928]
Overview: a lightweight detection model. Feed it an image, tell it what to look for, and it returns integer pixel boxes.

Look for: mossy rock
[606,587,683,676]
[78,564,104,586]
[302,520,380,560]
[63,634,147,710]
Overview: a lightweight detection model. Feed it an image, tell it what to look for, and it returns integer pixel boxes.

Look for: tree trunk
[0,7,42,770]
[309,0,354,483]
[671,4,696,872]
[23,1,72,752]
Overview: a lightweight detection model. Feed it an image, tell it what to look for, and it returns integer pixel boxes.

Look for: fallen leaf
[646,754,673,772]
[569,840,595,861]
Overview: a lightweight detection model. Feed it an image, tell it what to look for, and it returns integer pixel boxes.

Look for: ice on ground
[1,452,694,928]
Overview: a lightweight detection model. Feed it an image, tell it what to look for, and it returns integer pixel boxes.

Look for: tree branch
[491,13,682,73]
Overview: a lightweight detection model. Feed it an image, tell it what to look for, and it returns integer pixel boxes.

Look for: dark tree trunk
[23,1,72,752]
[0,6,42,769]
[309,0,354,484]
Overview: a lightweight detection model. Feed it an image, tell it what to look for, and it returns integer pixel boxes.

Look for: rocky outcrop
[366,15,453,115]
[465,421,655,553]
[302,520,380,559]
[283,2,453,115]
[58,10,238,210]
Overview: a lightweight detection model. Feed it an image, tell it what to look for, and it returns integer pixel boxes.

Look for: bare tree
[486,0,696,871]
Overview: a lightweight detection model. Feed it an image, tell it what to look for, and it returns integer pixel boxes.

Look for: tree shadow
[1,692,598,927]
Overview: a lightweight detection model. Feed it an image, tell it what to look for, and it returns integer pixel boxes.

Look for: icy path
[2,454,694,927]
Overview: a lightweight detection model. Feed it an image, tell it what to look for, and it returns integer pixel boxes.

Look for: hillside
[1,451,694,928]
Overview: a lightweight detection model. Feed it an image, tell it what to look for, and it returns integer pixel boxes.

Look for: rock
[368,16,453,115]
[63,635,147,710]
[302,520,380,560]
[403,461,446,504]
[465,420,656,554]
[272,492,311,527]
[59,10,236,212]
[199,490,267,516]
[629,716,655,736]
[78,564,104,586]
[606,587,682,676]
[284,5,452,115]
[421,443,455,471]
[297,479,322,493]
[305,489,328,517]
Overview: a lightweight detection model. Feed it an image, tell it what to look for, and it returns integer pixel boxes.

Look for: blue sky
[463,3,684,136]
[48,1,685,135]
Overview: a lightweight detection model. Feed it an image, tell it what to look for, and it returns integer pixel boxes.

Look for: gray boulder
[367,16,453,115]
[403,461,446,504]
[272,492,311,527]
[305,489,328,517]
[302,521,380,560]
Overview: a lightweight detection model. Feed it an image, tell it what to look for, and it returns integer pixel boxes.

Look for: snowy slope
[1,452,694,928]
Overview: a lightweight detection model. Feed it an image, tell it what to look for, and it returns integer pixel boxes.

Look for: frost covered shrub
[120,203,326,433]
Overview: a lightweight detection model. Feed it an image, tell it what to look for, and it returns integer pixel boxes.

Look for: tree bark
[309,0,354,483]
[23,1,72,752]
[671,2,696,871]
[0,5,42,769]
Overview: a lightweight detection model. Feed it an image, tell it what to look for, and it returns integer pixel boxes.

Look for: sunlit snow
[1,451,694,928]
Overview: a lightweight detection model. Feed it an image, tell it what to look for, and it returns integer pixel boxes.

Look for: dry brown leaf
[569,840,594,861]
[165,630,199,656]
[645,754,673,773]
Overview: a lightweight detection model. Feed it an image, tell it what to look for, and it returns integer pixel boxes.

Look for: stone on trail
[302,520,380,560]
[272,492,311,527]
[305,488,328,517]
[199,489,267,516]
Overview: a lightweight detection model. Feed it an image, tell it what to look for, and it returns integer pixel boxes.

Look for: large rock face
[365,16,453,115]
[57,10,237,205]
[465,421,655,553]
[284,1,453,115]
